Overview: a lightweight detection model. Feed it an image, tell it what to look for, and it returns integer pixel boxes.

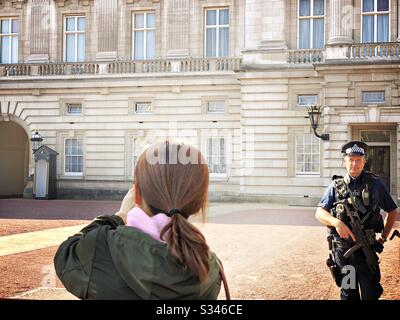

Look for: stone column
[165,0,190,57]
[26,0,50,63]
[327,0,353,45]
[96,0,118,61]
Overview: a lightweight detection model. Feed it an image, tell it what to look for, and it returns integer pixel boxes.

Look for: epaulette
[332,175,343,181]
[363,171,378,178]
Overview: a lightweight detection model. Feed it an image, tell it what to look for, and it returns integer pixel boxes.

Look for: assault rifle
[333,197,381,274]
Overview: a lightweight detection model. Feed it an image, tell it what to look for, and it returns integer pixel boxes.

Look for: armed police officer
[315,141,398,300]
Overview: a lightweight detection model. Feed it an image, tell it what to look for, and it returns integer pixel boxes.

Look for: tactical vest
[331,171,384,234]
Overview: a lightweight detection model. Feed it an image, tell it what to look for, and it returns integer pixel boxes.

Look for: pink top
[126,207,171,242]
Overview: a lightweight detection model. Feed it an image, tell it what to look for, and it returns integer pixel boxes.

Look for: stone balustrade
[347,42,400,59]
[0,57,242,78]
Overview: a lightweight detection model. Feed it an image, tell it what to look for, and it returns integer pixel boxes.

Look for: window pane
[77,34,85,62]
[362,91,385,103]
[299,0,311,16]
[361,131,390,142]
[77,17,85,31]
[134,31,144,60]
[362,15,374,42]
[377,14,389,42]
[66,34,75,62]
[206,10,216,25]
[146,30,155,59]
[218,27,229,57]
[1,19,10,34]
[219,9,229,25]
[206,28,216,57]
[363,0,374,12]
[11,36,18,63]
[298,95,318,106]
[313,18,324,48]
[66,17,75,31]
[377,0,389,11]
[146,13,155,28]
[1,36,10,63]
[65,156,71,172]
[313,0,324,15]
[299,19,310,48]
[78,157,83,173]
[135,14,144,28]
[11,20,18,33]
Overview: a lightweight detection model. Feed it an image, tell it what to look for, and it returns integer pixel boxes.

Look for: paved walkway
[0,199,398,300]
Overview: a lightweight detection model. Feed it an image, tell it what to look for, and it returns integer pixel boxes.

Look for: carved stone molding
[54,0,93,7]
[0,0,28,9]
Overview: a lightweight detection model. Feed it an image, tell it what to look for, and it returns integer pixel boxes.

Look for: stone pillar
[327,0,353,45]
[96,0,118,61]
[326,0,353,59]
[397,0,400,41]
[26,0,50,63]
[165,0,190,57]
[242,0,288,66]
[258,0,287,50]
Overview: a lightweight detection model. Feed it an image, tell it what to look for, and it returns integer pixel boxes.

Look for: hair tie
[167,208,181,217]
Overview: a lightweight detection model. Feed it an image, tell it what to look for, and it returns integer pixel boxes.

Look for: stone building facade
[0,0,399,204]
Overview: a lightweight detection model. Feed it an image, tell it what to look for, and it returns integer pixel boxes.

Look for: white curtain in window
[1,37,10,63]
[134,31,144,60]
[11,36,18,62]
[377,14,389,42]
[299,0,311,16]
[362,15,374,42]
[206,28,216,57]
[313,18,324,48]
[146,30,155,59]
[313,0,324,15]
[299,19,310,49]
[218,27,229,57]
[363,0,374,12]
[77,34,85,62]
[66,34,75,62]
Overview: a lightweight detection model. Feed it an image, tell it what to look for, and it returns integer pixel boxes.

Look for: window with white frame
[205,8,229,57]
[295,133,320,175]
[298,0,324,49]
[207,100,225,113]
[206,137,227,175]
[361,0,389,43]
[134,102,152,114]
[132,12,155,60]
[297,95,318,107]
[66,103,82,115]
[64,16,85,62]
[0,18,18,64]
[64,138,83,175]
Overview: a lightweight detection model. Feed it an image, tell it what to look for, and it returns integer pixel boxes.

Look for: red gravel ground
[0,246,63,298]
[0,219,89,237]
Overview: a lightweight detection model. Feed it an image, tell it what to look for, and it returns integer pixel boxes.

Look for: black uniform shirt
[318,171,397,213]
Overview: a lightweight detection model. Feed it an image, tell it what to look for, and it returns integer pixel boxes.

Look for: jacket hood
[107,225,221,300]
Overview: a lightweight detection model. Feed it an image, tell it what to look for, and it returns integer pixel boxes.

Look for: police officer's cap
[341,140,368,156]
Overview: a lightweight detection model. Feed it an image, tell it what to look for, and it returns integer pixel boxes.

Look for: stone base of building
[55,186,320,206]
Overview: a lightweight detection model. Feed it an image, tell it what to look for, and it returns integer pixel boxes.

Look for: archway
[0,121,30,198]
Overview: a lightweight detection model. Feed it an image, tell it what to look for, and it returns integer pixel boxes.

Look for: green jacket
[54,215,222,300]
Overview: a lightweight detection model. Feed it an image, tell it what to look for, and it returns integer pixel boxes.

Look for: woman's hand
[115,187,136,224]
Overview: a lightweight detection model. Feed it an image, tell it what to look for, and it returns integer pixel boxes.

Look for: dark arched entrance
[0,121,29,198]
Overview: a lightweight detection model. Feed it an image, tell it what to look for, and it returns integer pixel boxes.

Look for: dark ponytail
[161,213,210,281]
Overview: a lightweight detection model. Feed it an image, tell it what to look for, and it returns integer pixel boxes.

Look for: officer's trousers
[333,241,383,300]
